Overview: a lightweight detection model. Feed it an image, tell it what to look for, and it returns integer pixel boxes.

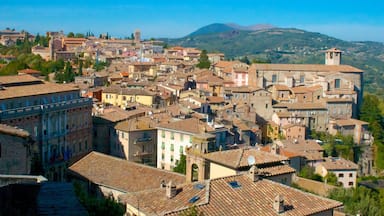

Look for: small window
[170,144,174,151]
[161,153,165,160]
[189,136,192,143]
[180,134,184,141]
[171,132,174,140]
[272,74,277,83]
[349,173,353,177]
[265,103,268,109]
[179,146,184,154]
[348,182,353,186]
[161,130,165,138]
[161,142,165,150]
[300,75,305,83]
[338,173,344,178]
[335,79,341,89]
[170,155,174,162]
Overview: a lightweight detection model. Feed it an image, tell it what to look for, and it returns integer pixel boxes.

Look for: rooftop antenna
[247,155,256,166]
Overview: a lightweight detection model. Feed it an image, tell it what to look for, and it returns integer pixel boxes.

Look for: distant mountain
[226,23,275,31]
[188,23,236,37]
[165,24,384,97]
[188,23,274,37]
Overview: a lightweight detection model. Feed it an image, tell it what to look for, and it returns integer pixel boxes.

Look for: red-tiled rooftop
[203,147,288,169]
[249,63,363,73]
[120,174,343,216]
[68,152,185,193]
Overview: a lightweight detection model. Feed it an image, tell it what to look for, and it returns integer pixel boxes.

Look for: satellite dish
[247,155,256,166]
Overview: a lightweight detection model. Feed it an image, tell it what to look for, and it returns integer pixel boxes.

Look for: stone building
[248,48,363,118]
[0,75,93,181]
[0,124,34,175]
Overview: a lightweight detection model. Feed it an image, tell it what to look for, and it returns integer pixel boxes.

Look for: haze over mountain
[165,23,384,97]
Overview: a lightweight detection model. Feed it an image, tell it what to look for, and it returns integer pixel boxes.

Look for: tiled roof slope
[203,147,288,169]
[120,175,343,216]
[68,152,185,192]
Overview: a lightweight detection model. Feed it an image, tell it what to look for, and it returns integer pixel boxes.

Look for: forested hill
[165,24,384,97]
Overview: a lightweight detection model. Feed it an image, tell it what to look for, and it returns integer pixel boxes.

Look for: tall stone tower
[325,48,342,65]
[134,29,141,44]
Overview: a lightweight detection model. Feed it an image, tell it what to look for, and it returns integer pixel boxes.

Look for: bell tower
[325,48,342,65]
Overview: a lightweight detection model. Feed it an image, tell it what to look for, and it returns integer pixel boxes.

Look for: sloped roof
[250,63,363,73]
[120,174,342,216]
[203,147,288,169]
[68,152,185,193]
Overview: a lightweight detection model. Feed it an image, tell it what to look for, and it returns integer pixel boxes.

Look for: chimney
[248,165,260,182]
[160,180,166,188]
[166,181,177,199]
[271,143,280,155]
[273,195,284,214]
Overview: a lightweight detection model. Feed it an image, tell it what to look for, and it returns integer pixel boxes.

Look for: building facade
[0,75,93,181]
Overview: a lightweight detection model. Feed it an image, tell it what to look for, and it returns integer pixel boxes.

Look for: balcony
[133,151,153,157]
[134,137,152,144]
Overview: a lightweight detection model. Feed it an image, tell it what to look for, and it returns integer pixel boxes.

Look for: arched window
[191,164,199,182]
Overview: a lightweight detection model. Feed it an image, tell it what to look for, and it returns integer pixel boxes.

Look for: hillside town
[0,28,380,215]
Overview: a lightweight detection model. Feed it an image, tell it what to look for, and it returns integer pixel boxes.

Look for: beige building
[112,118,157,166]
[156,118,215,171]
[328,118,371,145]
[248,48,363,118]
[0,124,34,175]
[316,157,358,188]
[102,86,156,107]
[188,147,295,186]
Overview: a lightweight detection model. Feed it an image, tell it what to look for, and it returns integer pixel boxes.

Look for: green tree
[179,205,204,216]
[298,165,322,182]
[173,154,186,174]
[328,186,384,215]
[67,32,75,38]
[196,50,211,69]
[239,56,250,65]
[323,172,339,186]
[73,182,125,216]
[75,33,85,38]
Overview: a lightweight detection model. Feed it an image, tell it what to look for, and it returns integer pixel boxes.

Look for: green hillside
[166,27,384,97]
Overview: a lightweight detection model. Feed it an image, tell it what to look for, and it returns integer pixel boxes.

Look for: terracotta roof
[326,98,353,103]
[206,96,225,104]
[276,140,323,161]
[0,74,41,84]
[224,86,263,93]
[319,157,358,170]
[333,118,369,126]
[213,61,235,68]
[68,152,185,193]
[287,102,327,110]
[120,175,342,216]
[291,85,322,94]
[203,147,288,169]
[157,118,209,134]
[115,118,156,132]
[273,84,290,91]
[260,164,296,176]
[94,106,146,122]
[250,63,363,73]
[0,124,30,138]
[103,86,156,96]
[0,81,79,100]
[17,68,41,74]
[260,145,301,158]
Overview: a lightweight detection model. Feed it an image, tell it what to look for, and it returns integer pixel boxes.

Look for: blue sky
[1,0,383,42]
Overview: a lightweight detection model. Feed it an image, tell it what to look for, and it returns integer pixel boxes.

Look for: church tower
[325,48,342,65]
